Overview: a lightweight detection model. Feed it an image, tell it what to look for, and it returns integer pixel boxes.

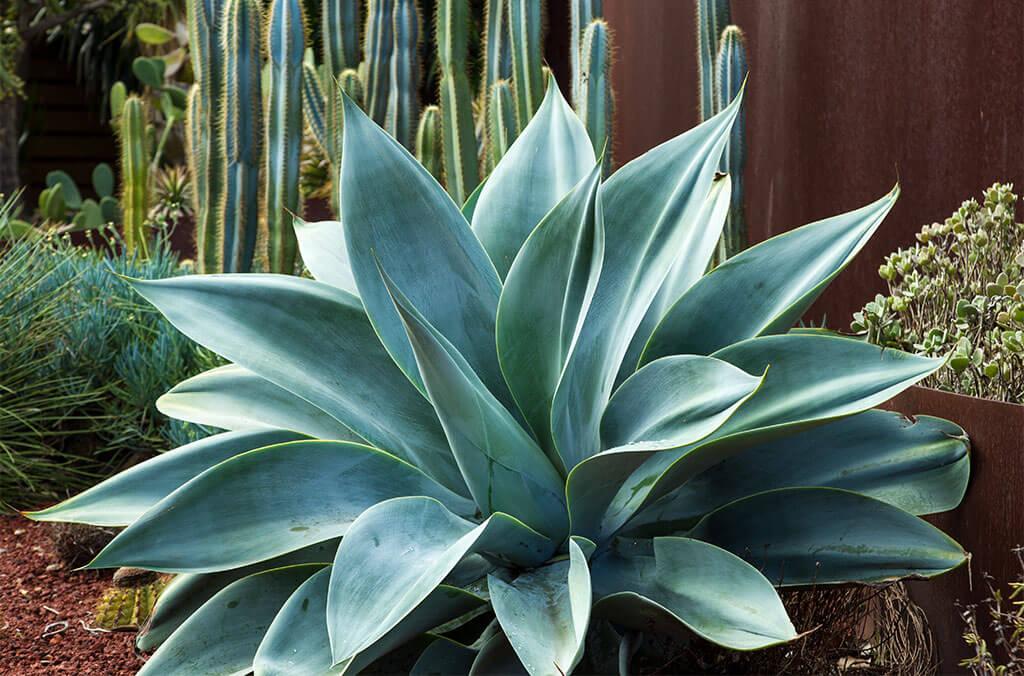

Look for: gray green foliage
[853,183,1024,403]
[577,19,613,171]
[0,218,219,509]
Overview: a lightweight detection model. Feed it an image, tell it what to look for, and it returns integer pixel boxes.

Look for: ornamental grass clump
[852,183,1024,402]
[31,79,970,675]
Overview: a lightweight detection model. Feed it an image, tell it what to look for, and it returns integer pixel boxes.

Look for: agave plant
[29,78,970,675]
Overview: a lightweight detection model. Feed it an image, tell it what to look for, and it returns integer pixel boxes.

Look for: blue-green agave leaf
[26,430,303,527]
[566,355,764,543]
[642,186,899,362]
[292,218,359,296]
[618,173,731,384]
[339,94,510,405]
[412,639,478,675]
[255,565,485,676]
[689,487,967,585]
[139,564,323,676]
[88,441,474,573]
[497,160,604,464]
[590,537,797,651]
[381,264,567,537]
[488,539,591,676]
[626,410,970,536]
[327,496,555,665]
[128,274,463,494]
[551,89,744,470]
[158,364,360,442]
[138,540,341,652]
[472,76,595,278]
[469,632,527,676]
[569,335,941,544]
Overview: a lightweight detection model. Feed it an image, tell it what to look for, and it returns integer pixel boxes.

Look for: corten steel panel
[605,0,1024,326]
[882,386,1024,673]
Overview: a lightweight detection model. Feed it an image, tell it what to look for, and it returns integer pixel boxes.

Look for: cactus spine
[220,0,263,272]
[416,105,443,183]
[363,0,395,126]
[577,19,613,172]
[696,0,730,122]
[436,0,479,204]
[386,0,421,150]
[264,0,306,274]
[119,96,150,258]
[186,0,227,273]
[486,79,515,168]
[715,25,748,260]
[570,0,602,105]
[508,0,545,131]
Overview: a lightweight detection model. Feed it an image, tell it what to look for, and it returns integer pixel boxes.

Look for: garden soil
[0,516,139,674]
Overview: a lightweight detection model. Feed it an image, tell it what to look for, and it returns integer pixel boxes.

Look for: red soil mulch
[0,515,140,675]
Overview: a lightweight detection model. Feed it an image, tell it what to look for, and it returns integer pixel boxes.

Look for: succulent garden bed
[0,516,138,675]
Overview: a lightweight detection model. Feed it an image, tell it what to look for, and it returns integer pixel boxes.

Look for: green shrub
[853,183,1024,402]
[0,222,219,509]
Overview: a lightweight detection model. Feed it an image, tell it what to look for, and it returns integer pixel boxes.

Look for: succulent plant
[119,95,151,258]
[853,183,1024,403]
[30,80,969,675]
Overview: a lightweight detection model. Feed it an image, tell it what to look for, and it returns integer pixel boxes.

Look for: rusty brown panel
[883,386,1024,672]
[606,0,1024,327]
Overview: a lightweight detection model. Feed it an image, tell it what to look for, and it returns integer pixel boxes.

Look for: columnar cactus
[385,0,421,150]
[436,0,479,204]
[486,79,516,169]
[416,104,443,183]
[322,0,361,77]
[508,0,545,131]
[219,0,263,273]
[570,0,602,105]
[696,0,730,122]
[186,0,226,273]
[119,95,150,258]
[264,0,306,274]
[577,19,613,171]
[363,0,395,127]
[715,25,748,260]
[482,0,512,106]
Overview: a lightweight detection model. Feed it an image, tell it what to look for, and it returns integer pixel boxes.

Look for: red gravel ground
[0,515,140,675]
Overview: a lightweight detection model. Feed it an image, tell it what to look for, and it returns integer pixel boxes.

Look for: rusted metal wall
[882,387,1024,672]
[605,0,1024,325]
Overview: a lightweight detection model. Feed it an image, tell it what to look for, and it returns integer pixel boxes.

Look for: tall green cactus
[386,0,421,150]
[416,104,443,183]
[264,0,306,274]
[339,68,364,105]
[577,19,613,172]
[570,0,602,105]
[715,25,748,260]
[119,96,150,258]
[436,0,479,204]
[301,61,329,153]
[322,0,361,77]
[696,0,730,122]
[486,79,516,168]
[220,0,263,272]
[508,0,545,131]
[363,0,395,126]
[186,0,227,273]
[482,0,512,104]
